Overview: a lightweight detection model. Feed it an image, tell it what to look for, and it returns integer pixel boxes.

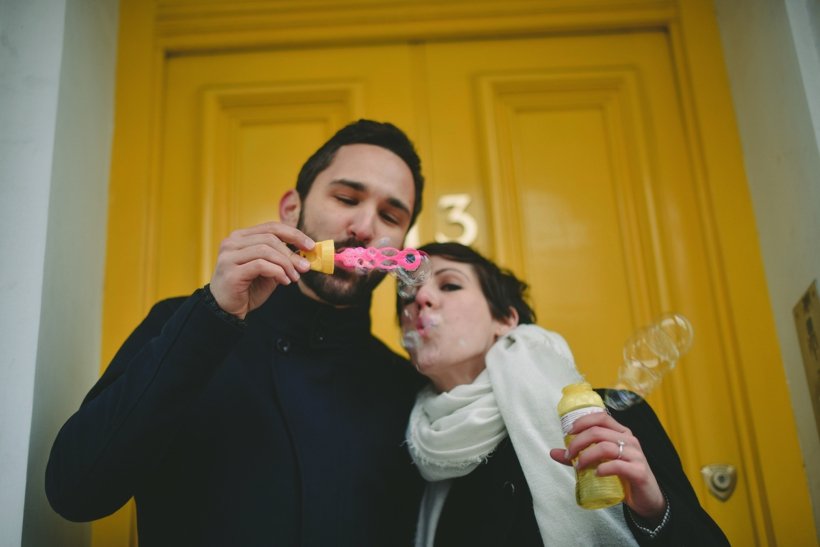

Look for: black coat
[46,284,425,546]
[433,392,730,546]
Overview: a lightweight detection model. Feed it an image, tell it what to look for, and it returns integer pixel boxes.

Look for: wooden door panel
[157,44,420,346]
[100,3,816,545]
[423,32,756,543]
[160,44,419,293]
[125,32,757,543]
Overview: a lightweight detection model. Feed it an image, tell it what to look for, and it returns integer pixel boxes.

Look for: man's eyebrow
[329,179,412,217]
[330,179,366,192]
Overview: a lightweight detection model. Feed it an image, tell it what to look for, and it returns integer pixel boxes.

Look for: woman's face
[400,255,516,392]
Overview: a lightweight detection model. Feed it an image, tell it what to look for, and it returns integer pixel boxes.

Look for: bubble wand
[300,239,429,278]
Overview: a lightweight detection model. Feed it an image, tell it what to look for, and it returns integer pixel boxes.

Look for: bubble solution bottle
[558,382,625,509]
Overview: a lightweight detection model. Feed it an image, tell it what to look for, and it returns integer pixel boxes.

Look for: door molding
[153,0,679,52]
[102,1,814,544]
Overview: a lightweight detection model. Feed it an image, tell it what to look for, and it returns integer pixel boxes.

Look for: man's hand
[209,221,316,319]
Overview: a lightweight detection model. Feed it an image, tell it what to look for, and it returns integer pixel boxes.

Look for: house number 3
[404,193,478,248]
[435,193,478,246]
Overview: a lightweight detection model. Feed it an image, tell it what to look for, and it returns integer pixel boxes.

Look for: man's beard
[300,266,386,307]
[297,214,388,306]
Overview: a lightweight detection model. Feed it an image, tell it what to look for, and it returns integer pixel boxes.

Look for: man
[46,120,427,546]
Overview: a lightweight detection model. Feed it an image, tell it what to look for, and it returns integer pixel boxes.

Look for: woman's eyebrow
[433,267,469,279]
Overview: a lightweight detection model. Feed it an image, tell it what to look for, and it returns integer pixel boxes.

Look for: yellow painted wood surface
[96,0,815,544]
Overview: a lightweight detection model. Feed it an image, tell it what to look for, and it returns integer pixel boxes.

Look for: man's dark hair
[295,119,424,227]
[397,242,536,324]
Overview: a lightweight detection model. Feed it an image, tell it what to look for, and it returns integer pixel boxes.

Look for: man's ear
[495,307,520,338]
[279,189,301,227]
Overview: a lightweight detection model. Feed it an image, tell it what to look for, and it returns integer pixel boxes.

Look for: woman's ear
[495,307,520,338]
[279,189,301,227]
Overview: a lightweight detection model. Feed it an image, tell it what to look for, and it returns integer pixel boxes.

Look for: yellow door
[96,1,814,545]
[156,43,423,338]
[97,41,424,546]
[421,32,755,543]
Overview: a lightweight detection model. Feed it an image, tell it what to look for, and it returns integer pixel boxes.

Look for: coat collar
[249,283,374,349]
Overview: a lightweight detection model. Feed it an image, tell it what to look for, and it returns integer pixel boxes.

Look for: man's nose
[347,210,376,244]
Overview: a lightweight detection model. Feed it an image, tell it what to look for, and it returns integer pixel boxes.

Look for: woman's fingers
[568,410,627,435]
[565,419,633,459]
[558,414,667,520]
[570,436,627,468]
[549,447,572,466]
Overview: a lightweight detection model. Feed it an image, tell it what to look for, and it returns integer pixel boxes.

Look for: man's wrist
[201,284,247,329]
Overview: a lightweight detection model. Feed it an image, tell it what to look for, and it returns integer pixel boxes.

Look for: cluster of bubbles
[394,258,432,301]
[399,311,443,352]
[401,327,422,352]
[604,312,694,410]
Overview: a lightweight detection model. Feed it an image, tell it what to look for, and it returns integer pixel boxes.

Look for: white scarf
[406,324,637,547]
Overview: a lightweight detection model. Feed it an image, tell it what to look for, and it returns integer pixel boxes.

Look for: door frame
[102,0,814,544]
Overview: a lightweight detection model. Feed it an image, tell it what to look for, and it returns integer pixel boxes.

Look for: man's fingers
[227,221,315,251]
[209,221,320,317]
[222,242,310,281]
[232,259,294,287]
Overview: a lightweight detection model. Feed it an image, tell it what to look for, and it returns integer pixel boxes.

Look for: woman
[398,242,728,547]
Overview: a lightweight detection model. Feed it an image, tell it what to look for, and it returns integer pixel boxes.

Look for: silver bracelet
[627,494,671,539]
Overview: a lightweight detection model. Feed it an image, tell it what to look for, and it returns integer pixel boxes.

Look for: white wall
[0,0,118,546]
[0,2,68,545]
[714,0,820,537]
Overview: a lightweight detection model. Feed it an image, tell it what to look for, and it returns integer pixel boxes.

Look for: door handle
[701,464,737,501]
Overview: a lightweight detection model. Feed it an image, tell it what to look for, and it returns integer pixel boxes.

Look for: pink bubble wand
[334,246,425,272]
[299,240,431,295]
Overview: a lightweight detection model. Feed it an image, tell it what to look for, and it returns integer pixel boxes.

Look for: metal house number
[404,193,478,248]
[435,193,478,246]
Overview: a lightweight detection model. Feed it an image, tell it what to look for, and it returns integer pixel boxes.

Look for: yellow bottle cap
[299,239,335,274]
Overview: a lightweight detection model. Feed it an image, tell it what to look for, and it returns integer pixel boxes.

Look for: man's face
[296,143,416,306]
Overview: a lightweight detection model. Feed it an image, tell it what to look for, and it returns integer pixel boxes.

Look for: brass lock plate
[701,463,737,501]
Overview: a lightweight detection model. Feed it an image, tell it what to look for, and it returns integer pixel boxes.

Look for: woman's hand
[549,411,666,523]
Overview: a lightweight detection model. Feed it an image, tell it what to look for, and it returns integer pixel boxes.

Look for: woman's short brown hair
[397,242,535,325]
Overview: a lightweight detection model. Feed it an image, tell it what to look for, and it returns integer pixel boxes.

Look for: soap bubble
[395,253,431,299]
[401,329,422,351]
[605,313,694,410]
[398,307,442,357]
